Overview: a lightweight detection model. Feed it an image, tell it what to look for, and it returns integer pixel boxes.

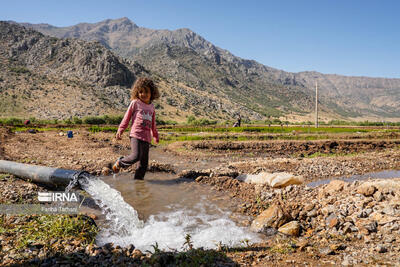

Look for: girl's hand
[154,137,159,144]
[115,130,122,140]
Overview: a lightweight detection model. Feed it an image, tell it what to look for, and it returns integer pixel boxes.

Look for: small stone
[92,249,101,256]
[376,244,387,253]
[326,213,339,228]
[131,249,143,258]
[373,191,383,202]
[319,247,335,255]
[307,209,318,218]
[364,221,378,233]
[342,256,353,266]
[195,176,204,182]
[306,246,313,253]
[101,167,111,176]
[297,240,309,251]
[364,208,373,216]
[342,222,353,234]
[382,206,396,216]
[330,243,346,251]
[321,205,335,216]
[304,203,315,212]
[278,221,300,237]
[85,244,94,254]
[385,236,395,243]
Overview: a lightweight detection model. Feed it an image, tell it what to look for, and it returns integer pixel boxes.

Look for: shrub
[63,118,72,124]
[165,120,178,125]
[103,115,123,125]
[1,117,23,125]
[73,117,82,124]
[187,116,196,124]
[28,117,37,123]
[9,66,30,74]
[83,116,105,125]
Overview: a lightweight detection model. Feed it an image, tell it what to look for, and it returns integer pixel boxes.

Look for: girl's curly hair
[130,77,160,102]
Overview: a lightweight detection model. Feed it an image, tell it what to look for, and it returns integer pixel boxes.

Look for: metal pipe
[0,160,92,188]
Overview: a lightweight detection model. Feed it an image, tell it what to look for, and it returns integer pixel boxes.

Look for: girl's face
[138,87,151,104]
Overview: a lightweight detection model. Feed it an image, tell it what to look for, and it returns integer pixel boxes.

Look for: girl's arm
[151,110,159,143]
[116,101,136,139]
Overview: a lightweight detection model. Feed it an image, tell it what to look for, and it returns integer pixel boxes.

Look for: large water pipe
[0,160,92,188]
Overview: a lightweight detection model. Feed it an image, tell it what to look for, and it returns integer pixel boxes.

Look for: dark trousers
[119,137,149,179]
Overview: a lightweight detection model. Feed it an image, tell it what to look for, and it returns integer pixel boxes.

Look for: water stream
[79,172,261,252]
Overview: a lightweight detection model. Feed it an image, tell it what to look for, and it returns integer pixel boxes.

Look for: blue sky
[2,0,399,78]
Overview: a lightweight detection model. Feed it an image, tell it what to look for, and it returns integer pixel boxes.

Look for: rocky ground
[1,126,400,266]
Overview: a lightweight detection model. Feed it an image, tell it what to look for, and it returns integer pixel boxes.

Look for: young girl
[112,77,160,180]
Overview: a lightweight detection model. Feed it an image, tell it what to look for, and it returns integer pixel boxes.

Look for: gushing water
[79,176,144,238]
[78,175,261,252]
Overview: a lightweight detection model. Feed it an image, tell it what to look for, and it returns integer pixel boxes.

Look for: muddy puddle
[307,169,400,187]
[79,172,261,251]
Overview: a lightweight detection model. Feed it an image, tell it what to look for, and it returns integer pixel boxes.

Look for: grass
[158,130,399,144]
[269,240,297,254]
[145,238,232,266]
[12,126,75,132]
[303,151,361,158]
[88,125,118,133]
[159,125,374,133]
[0,173,10,181]
[7,215,98,249]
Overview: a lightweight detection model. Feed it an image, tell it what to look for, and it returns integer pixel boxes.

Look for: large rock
[278,221,300,236]
[250,204,291,233]
[325,180,346,192]
[357,184,377,196]
[237,172,303,188]
[319,180,347,199]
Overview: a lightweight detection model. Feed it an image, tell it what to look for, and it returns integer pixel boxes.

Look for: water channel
[79,172,261,252]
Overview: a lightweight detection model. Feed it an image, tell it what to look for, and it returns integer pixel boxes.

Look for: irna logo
[38,192,79,202]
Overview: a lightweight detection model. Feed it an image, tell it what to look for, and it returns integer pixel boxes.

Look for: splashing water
[78,176,261,252]
[79,176,144,237]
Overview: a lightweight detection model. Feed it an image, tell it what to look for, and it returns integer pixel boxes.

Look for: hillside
[0,22,264,121]
[19,17,400,121]
[0,21,153,119]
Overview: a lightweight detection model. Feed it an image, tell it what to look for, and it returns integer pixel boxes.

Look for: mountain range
[2,17,400,122]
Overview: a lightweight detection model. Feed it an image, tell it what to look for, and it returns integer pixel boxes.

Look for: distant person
[233,115,241,127]
[24,119,30,126]
[112,77,160,180]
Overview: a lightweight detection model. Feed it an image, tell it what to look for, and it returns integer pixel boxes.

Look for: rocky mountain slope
[3,17,399,121]
[18,17,400,121]
[0,22,263,121]
[0,21,146,119]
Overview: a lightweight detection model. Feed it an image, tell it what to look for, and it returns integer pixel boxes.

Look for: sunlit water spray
[78,174,261,252]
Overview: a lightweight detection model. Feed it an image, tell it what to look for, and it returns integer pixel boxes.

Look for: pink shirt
[118,99,158,143]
